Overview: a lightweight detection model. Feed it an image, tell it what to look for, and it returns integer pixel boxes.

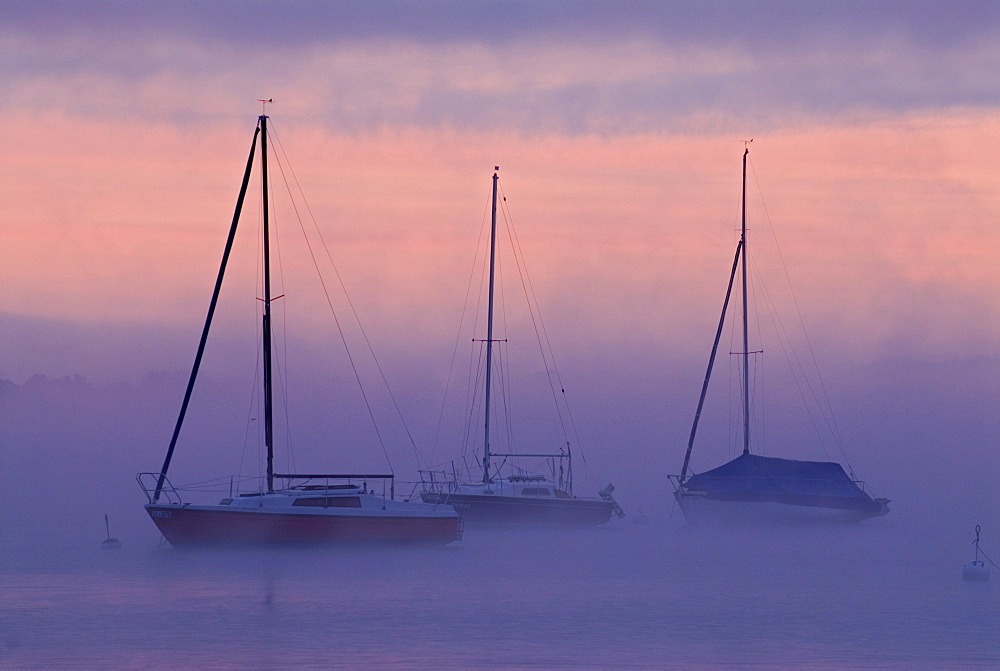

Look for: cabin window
[521,487,552,497]
[293,496,362,508]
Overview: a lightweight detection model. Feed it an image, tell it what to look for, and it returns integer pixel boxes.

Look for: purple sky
[1,2,997,537]
[4,2,1000,131]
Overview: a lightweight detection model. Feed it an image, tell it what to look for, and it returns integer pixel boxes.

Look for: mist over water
[2,354,998,667]
[4,2,1000,666]
[2,522,998,668]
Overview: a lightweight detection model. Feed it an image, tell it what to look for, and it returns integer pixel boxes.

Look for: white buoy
[962,525,990,581]
[963,560,989,581]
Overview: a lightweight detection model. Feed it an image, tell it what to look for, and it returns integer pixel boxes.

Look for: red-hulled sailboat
[138,110,460,546]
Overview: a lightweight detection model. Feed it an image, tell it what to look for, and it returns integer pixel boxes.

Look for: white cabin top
[451,478,572,499]
[148,483,458,518]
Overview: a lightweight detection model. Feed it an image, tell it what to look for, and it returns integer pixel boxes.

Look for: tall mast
[260,114,276,492]
[740,147,750,455]
[482,167,499,483]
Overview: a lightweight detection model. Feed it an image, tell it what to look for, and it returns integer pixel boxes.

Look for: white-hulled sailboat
[419,167,622,526]
[138,111,461,546]
[671,148,890,524]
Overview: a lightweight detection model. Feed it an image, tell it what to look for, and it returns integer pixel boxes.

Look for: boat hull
[145,504,461,547]
[420,491,615,526]
[673,491,889,525]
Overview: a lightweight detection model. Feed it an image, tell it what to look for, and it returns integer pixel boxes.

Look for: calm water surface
[2,520,997,668]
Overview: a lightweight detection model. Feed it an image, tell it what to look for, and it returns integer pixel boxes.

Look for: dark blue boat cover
[684,453,871,500]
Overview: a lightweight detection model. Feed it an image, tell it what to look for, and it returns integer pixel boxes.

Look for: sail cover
[682,453,880,510]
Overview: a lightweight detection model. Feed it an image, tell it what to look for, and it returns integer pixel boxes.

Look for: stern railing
[137,472,183,505]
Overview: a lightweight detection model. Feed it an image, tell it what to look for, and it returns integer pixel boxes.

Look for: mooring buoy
[962,525,991,581]
[101,513,121,550]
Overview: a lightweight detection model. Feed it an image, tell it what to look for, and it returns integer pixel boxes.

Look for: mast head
[258,98,273,119]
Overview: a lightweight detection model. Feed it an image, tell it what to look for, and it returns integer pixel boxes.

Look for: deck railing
[136,472,183,504]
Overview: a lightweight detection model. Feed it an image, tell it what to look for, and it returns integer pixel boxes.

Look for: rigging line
[749,246,840,459]
[462,344,486,459]
[750,349,765,455]
[431,190,493,467]
[496,182,599,487]
[728,293,739,460]
[498,346,518,455]
[266,126,394,472]
[176,474,248,488]
[741,243,766,455]
[254,167,268,487]
[469,344,488,459]
[496,213,510,352]
[268,125,401,468]
[980,548,1000,570]
[497,180,571,443]
[748,259,843,463]
[175,481,242,493]
[759,345,766,455]
[747,244,762,455]
[727,200,743,461]
[748,158,853,470]
[240,179,268,491]
[461,342,479,458]
[492,215,512,455]
[493,282,512,456]
[497,187,598,485]
[559,386,593,488]
[266,152,298,476]
[504,205,569,440]
[238,336,263,490]
[977,545,1000,570]
[749,252,835,461]
[461,215,493,461]
[272,332,298,475]
[492,345,509,454]
[737,350,749,454]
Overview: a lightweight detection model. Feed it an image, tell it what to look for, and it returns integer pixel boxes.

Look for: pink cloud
[2,109,996,380]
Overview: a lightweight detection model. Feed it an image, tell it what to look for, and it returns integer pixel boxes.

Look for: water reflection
[2,521,998,667]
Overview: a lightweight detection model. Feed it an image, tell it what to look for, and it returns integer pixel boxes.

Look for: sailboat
[671,148,890,524]
[137,112,461,546]
[419,167,622,526]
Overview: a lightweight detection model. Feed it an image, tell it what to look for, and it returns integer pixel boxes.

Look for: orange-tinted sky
[3,2,998,409]
[3,108,998,372]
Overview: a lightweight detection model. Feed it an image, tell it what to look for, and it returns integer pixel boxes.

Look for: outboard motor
[599,483,625,519]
